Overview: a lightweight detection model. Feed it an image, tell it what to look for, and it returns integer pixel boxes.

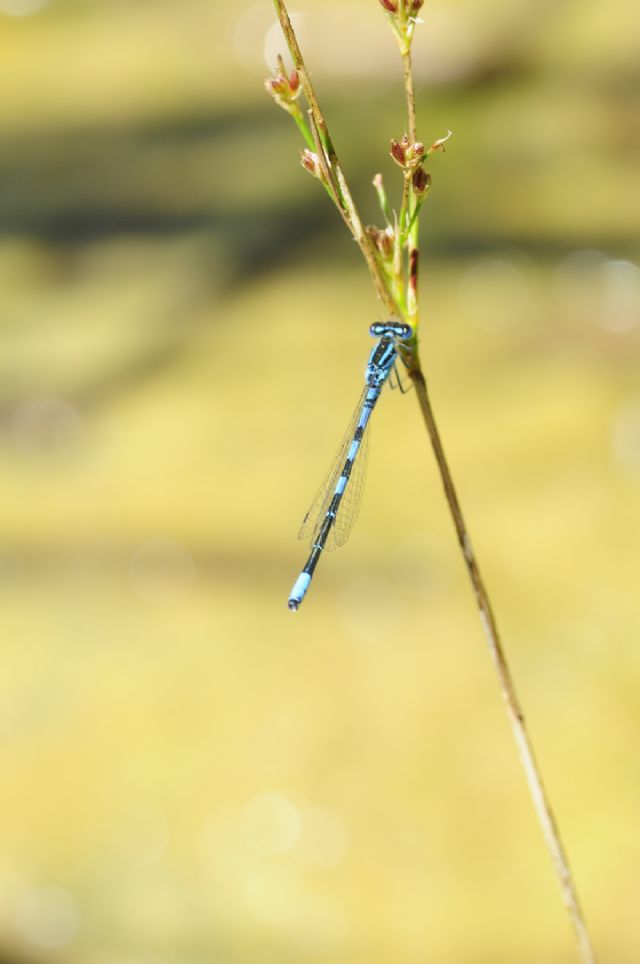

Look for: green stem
[307,110,349,216]
[373,174,393,227]
[405,193,426,238]
[290,105,315,151]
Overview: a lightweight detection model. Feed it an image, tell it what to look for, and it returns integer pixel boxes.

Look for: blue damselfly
[288,321,412,611]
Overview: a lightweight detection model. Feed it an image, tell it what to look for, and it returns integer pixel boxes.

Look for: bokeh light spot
[264,14,306,72]
[598,260,640,332]
[554,251,640,332]
[234,4,277,75]
[240,792,301,857]
[413,7,478,83]
[0,0,48,16]
[243,864,302,926]
[611,401,640,474]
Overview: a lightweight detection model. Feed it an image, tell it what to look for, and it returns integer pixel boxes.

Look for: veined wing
[297,387,369,553]
[331,420,369,548]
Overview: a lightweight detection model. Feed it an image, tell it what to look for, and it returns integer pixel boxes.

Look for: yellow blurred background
[1,0,639,962]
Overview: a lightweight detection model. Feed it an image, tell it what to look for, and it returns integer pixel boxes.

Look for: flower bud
[405,141,425,168]
[300,149,322,179]
[412,167,431,195]
[390,135,425,170]
[390,139,405,167]
[379,0,399,11]
[265,56,302,112]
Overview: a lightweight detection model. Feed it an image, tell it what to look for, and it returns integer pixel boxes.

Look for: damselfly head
[370,321,412,341]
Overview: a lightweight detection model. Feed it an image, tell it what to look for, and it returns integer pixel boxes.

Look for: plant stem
[398,25,596,964]
[407,366,597,964]
[400,44,420,343]
[406,230,419,330]
[271,0,401,320]
[403,48,417,143]
[399,170,412,238]
[307,110,353,220]
[289,104,315,151]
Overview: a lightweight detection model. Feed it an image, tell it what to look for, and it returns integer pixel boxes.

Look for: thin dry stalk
[409,368,597,964]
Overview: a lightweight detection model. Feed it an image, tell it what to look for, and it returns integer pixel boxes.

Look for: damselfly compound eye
[369,321,412,339]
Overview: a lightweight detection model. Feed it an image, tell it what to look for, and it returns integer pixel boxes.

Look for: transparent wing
[298,387,369,553]
[388,361,413,394]
[332,421,369,548]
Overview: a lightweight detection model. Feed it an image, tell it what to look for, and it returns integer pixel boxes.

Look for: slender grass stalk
[267,3,598,962]
[400,47,421,331]
[403,49,417,142]
[271,0,401,319]
[409,366,598,964]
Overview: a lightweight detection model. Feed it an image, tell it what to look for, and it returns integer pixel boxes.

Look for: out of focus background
[1,0,639,962]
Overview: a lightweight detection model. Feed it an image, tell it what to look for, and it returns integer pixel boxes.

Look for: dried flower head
[405,141,425,168]
[390,136,408,167]
[390,134,424,170]
[379,0,423,16]
[412,167,431,196]
[265,55,302,112]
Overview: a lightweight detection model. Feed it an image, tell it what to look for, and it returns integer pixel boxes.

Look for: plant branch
[403,48,417,143]
[399,169,412,238]
[289,104,315,151]
[400,44,420,342]
[271,0,401,319]
[307,110,352,224]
